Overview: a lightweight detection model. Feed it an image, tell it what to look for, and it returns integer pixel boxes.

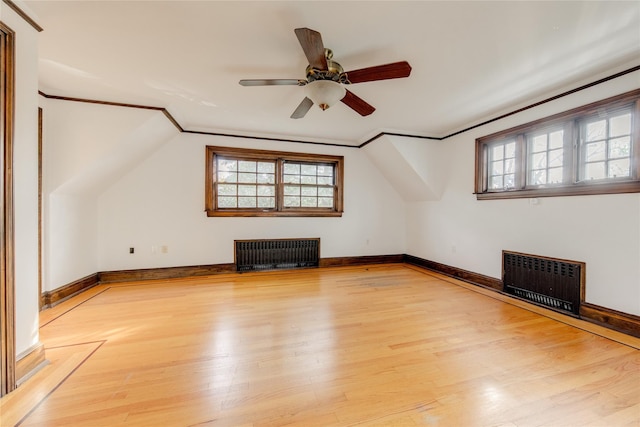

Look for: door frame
[0,21,16,397]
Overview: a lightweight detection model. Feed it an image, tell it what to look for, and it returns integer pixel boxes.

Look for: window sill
[476,180,640,200]
[206,210,343,217]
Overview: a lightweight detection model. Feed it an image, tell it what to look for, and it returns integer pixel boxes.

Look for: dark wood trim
[38,107,42,309]
[319,254,404,268]
[42,254,640,339]
[99,264,236,284]
[2,0,44,32]
[15,342,46,385]
[404,254,640,338]
[38,64,640,150]
[475,89,640,199]
[580,303,640,338]
[0,21,16,397]
[445,65,640,141]
[403,254,503,290]
[205,146,344,217]
[41,273,100,309]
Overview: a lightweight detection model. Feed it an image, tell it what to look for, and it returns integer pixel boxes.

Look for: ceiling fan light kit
[240,27,412,119]
[305,80,346,111]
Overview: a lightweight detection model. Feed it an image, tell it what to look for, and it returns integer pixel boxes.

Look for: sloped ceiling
[22,0,640,146]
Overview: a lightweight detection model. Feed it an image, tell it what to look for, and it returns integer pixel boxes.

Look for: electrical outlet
[161,245,168,254]
[129,247,134,254]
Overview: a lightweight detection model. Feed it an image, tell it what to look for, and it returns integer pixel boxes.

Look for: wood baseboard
[404,254,640,338]
[580,302,640,338]
[16,342,47,386]
[41,273,100,309]
[42,254,639,338]
[403,254,502,290]
[319,254,404,268]
[99,263,236,284]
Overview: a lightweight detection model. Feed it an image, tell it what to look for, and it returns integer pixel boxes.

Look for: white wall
[97,133,406,271]
[405,69,640,316]
[3,2,41,356]
[40,98,177,290]
[39,56,638,320]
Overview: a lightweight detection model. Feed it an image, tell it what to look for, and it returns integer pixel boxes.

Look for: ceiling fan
[239,27,412,119]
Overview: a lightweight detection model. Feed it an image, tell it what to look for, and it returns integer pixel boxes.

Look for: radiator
[235,238,320,272]
[503,251,584,315]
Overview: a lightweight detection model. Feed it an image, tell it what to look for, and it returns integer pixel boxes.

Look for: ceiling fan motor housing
[305,49,348,83]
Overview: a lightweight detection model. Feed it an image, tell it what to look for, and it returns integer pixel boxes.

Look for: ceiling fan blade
[239,79,305,86]
[294,28,328,70]
[291,97,314,119]
[344,61,412,84]
[341,90,375,116]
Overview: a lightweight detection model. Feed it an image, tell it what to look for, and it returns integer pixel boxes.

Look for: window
[205,146,343,217]
[475,89,640,199]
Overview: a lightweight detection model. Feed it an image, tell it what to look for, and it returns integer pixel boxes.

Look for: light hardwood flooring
[1,264,639,426]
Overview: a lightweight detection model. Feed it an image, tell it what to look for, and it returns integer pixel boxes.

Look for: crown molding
[39,64,640,149]
[2,0,43,32]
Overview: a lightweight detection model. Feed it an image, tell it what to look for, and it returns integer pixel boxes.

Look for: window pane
[218,196,237,208]
[284,185,300,196]
[491,160,503,176]
[489,176,503,189]
[301,197,317,207]
[505,142,516,158]
[257,173,275,184]
[317,165,333,176]
[585,142,605,162]
[504,159,515,174]
[238,173,256,183]
[218,171,237,183]
[317,176,333,185]
[531,135,547,153]
[301,187,317,196]
[284,196,300,207]
[531,152,547,169]
[218,184,236,195]
[548,167,563,184]
[491,145,504,161]
[318,197,333,208]
[238,197,256,208]
[238,161,256,172]
[609,113,631,138]
[258,197,275,208]
[238,185,256,196]
[257,162,275,173]
[586,120,606,142]
[301,175,317,185]
[584,162,606,180]
[283,174,300,184]
[284,163,300,174]
[301,164,317,175]
[530,170,546,186]
[609,159,630,178]
[318,187,333,197]
[257,185,275,196]
[504,174,515,188]
[609,137,631,159]
[218,159,237,172]
[549,131,564,149]
[548,149,563,168]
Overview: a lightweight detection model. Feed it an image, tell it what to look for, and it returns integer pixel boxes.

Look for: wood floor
[2,264,639,426]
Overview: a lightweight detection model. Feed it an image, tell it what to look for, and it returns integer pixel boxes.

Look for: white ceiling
[23,0,640,146]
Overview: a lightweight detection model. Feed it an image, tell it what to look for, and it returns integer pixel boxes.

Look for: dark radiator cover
[503,251,584,315]
[235,238,320,272]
